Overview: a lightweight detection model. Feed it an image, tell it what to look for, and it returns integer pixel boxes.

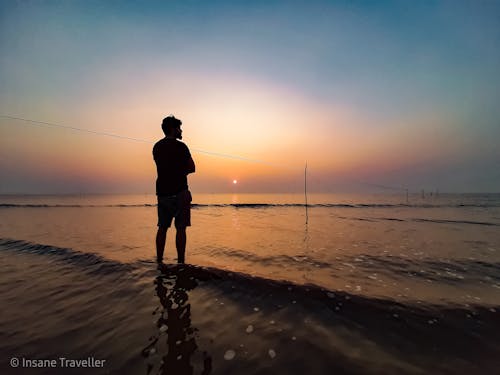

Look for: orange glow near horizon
[0,70,482,193]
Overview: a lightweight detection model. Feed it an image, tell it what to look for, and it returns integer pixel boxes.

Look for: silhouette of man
[153,116,195,264]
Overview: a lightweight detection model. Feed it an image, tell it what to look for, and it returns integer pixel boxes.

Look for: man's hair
[161,116,182,133]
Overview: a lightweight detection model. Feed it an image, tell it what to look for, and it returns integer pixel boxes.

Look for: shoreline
[1,243,499,374]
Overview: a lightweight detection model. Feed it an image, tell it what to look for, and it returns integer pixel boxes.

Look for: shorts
[157,190,192,228]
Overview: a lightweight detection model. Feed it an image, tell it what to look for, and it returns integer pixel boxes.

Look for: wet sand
[1,239,499,374]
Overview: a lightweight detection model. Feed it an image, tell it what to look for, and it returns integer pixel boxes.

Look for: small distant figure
[153,116,196,264]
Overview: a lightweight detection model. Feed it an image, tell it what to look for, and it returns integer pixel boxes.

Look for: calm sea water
[1,193,499,374]
[2,193,499,304]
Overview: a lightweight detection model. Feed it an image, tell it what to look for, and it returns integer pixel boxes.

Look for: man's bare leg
[176,227,186,264]
[156,227,168,263]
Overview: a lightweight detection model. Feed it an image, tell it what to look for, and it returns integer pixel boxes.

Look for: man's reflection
[143,264,212,375]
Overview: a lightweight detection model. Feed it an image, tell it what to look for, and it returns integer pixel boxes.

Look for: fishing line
[1,114,410,194]
[304,168,408,193]
[0,115,292,169]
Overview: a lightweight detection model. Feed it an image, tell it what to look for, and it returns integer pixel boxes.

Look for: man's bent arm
[186,156,196,174]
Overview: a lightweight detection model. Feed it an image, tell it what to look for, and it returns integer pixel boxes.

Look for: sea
[1,193,499,374]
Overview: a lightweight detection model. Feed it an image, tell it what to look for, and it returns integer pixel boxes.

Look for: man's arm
[186,156,195,174]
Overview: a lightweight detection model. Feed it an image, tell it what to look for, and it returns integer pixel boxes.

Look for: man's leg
[156,226,168,262]
[175,227,186,264]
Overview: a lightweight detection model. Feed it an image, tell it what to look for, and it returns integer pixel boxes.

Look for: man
[153,115,195,264]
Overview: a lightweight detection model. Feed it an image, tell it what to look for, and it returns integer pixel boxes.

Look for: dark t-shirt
[153,138,193,196]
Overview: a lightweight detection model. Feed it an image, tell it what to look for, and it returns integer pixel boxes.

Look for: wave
[3,237,500,289]
[1,202,499,208]
[411,218,499,226]
[340,216,499,226]
[0,238,134,275]
[203,246,500,288]
[138,259,500,316]
[348,254,500,284]
[0,238,347,303]
[205,246,333,270]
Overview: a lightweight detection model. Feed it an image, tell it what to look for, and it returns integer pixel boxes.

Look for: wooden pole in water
[304,162,308,225]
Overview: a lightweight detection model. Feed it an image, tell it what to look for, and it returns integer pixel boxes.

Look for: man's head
[161,116,182,139]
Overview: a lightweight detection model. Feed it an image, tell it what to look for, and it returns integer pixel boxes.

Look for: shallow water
[1,193,499,305]
[1,193,500,374]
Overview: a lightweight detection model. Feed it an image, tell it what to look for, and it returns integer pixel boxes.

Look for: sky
[1,0,499,194]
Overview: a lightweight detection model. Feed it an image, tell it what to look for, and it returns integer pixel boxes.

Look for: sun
[233,179,238,184]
